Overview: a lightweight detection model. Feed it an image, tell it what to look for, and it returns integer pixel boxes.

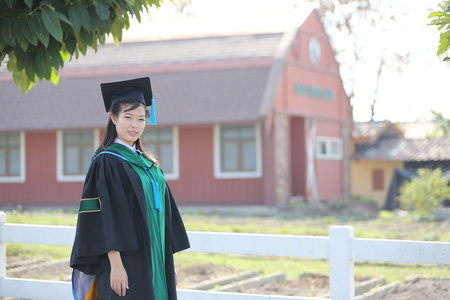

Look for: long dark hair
[93,99,156,163]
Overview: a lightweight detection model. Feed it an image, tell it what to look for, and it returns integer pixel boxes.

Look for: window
[372,169,384,190]
[57,130,98,182]
[142,127,179,180]
[0,132,25,183]
[214,124,262,178]
[316,137,342,160]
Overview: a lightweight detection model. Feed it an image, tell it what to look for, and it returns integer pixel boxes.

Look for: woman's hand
[175,268,178,286]
[108,251,129,296]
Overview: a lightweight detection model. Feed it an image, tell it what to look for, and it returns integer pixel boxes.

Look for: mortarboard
[100,77,156,124]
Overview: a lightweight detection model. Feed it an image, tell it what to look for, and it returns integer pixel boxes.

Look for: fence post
[0,212,6,300]
[329,226,354,300]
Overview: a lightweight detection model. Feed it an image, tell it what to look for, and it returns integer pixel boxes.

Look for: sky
[137,0,450,123]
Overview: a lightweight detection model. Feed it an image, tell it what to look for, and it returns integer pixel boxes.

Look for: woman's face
[111,104,147,147]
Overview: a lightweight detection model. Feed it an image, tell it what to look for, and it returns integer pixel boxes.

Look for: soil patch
[5,258,450,299]
[176,263,237,288]
[381,278,450,300]
[245,273,329,297]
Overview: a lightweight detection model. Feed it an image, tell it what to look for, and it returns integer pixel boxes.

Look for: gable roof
[0,67,272,131]
[353,121,403,142]
[64,33,283,70]
[353,136,450,162]
[353,121,450,162]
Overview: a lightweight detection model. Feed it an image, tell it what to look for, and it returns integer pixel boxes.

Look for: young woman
[70,77,190,300]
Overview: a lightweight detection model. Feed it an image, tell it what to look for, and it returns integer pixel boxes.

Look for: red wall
[0,131,83,206]
[168,126,264,205]
[0,126,267,207]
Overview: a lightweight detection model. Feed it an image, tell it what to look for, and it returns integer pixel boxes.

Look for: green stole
[106,143,168,300]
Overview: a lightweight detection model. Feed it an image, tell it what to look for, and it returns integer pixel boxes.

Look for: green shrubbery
[397,168,450,219]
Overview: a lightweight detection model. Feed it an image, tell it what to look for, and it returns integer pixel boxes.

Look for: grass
[3,206,450,283]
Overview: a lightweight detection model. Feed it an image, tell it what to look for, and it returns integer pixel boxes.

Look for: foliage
[316,0,414,121]
[351,196,376,203]
[428,1,450,61]
[0,0,170,93]
[429,110,450,137]
[397,168,450,219]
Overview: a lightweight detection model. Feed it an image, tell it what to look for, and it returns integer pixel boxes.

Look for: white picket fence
[1,211,450,300]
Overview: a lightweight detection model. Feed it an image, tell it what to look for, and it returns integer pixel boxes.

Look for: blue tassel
[149,98,156,125]
[144,168,162,212]
[151,179,162,211]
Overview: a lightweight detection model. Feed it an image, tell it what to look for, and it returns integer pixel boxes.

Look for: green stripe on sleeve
[79,198,101,213]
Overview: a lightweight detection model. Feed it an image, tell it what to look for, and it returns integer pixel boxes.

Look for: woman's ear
[111,114,117,125]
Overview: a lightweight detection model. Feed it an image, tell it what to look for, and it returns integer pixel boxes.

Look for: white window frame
[56,129,99,182]
[143,126,179,181]
[213,124,263,179]
[0,131,26,183]
[315,136,343,160]
[165,126,180,180]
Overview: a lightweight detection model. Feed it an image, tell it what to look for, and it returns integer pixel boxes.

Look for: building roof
[0,67,272,131]
[353,121,450,162]
[63,33,283,70]
[0,32,285,131]
[353,121,403,143]
[353,121,389,139]
[353,136,450,162]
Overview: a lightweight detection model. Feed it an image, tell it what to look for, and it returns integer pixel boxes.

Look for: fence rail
[1,211,450,300]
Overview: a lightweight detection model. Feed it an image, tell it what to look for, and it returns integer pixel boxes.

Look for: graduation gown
[70,146,190,300]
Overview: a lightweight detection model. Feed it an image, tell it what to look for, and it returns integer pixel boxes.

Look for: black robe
[70,152,190,300]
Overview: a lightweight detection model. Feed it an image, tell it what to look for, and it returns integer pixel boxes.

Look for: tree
[0,0,171,93]
[316,0,416,121]
[429,110,450,137]
[397,168,450,219]
[428,1,450,61]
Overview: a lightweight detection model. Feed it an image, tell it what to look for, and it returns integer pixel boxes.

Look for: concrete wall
[351,160,404,208]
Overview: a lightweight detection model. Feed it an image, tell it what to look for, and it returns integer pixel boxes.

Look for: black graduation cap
[100,77,156,124]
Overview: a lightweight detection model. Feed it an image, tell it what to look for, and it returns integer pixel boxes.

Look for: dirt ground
[244,273,330,297]
[7,259,450,299]
[380,278,450,300]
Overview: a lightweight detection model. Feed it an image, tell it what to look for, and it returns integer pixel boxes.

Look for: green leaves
[24,0,34,9]
[68,5,91,34]
[2,18,16,47]
[31,11,50,47]
[428,5,450,61]
[398,168,450,219]
[0,0,167,93]
[41,5,63,42]
[95,0,111,20]
[437,31,450,56]
[22,15,38,46]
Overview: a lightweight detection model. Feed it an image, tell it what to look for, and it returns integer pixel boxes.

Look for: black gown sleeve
[164,182,190,300]
[70,154,140,275]
[165,183,190,253]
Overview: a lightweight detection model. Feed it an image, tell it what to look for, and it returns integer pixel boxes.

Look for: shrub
[397,168,450,219]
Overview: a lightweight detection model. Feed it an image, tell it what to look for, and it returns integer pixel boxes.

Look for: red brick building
[0,6,352,207]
